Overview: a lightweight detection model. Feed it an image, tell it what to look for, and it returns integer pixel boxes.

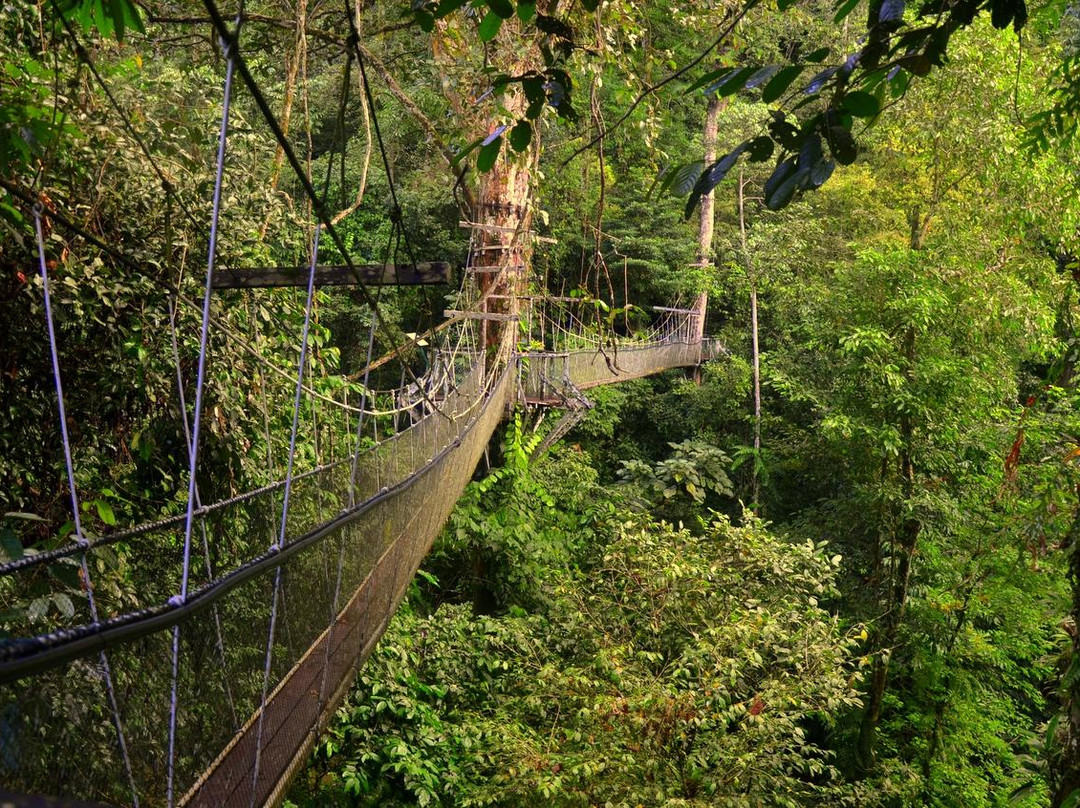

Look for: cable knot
[390,205,403,225]
[346,30,359,50]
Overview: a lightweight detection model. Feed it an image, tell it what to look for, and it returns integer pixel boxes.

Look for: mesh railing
[0,353,508,806]
[519,308,704,404]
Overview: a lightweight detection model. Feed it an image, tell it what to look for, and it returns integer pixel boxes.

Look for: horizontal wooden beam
[211,263,451,289]
[443,309,518,321]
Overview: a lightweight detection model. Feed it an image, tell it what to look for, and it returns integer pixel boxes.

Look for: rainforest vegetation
[4,0,1080,805]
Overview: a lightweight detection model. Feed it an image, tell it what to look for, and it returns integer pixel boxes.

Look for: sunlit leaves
[57,0,144,40]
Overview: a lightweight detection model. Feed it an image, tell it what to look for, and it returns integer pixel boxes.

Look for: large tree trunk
[690,94,721,359]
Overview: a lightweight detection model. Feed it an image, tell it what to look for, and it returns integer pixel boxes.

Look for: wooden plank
[443,309,518,321]
[211,263,451,289]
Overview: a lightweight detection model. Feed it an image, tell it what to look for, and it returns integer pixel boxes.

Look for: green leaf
[805,47,831,62]
[842,90,880,117]
[95,499,117,526]
[747,135,774,162]
[49,561,81,589]
[509,120,532,152]
[414,9,435,31]
[4,511,47,522]
[53,592,75,618]
[763,157,804,210]
[516,0,536,21]
[826,125,858,164]
[478,10,503,41]
[685,66,734,95]
[433,0,468,18]
[833,0,862,22]
[451,135,485,167]
[477,135,502,171]
[761,65,804,103]
[487,0,514,19]
[712,66,758,98]
[659,161,703,196]
[0,528,23,562]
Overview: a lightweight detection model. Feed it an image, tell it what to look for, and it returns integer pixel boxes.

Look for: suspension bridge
[0,6,723,807]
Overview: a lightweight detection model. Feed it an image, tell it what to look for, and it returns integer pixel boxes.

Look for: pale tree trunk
[427,19,540,364]
[736,168,761,508]
[691,94,721,362]
[426,19,541,614]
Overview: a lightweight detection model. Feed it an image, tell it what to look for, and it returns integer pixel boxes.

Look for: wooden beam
[443,309,518,321]
[211,262,451,289]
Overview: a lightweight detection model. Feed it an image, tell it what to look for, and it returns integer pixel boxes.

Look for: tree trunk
[737,168,761,508]
[691,93,722,370]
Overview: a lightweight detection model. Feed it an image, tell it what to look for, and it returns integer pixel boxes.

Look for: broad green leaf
[685,66,734,95]
[516,0,536,21]
[761,65,804,103]
[53,593,75,619]
[826,125,858,164]
[0,528,23,562]
[747,135,774,162]
[657,161,703,197]
[509,120,532,152]
[843,90,880,117]
[414,9,435,31]
[478,10,503,41]
[487,0,514,19]
[711,66,758,98]
[95,499,117,526]
[834,0,861,22]
[745,65,781,89]
[477,135,502,171]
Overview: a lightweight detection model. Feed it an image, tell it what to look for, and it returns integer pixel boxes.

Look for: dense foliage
[5,0,1080,804]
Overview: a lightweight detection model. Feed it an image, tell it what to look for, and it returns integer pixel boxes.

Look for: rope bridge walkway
[0,7,722,807]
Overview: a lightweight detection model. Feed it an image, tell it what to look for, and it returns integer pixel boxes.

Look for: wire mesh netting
[0,354,510,806]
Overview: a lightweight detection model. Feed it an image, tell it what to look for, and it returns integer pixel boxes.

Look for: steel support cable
[194,0,447,422]
[33,208,141,808]
[249,223,322,805]
[252,46,356,799]
[0,367,508,685]
[0,353,495,580]
[167,297,240,730]
[167,16,241,803]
